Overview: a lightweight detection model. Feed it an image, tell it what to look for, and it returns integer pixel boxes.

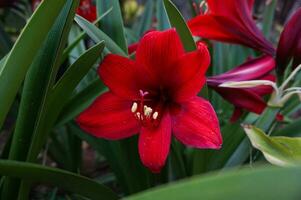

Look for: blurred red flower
[207,56,276,122]
[32,0,96,22]
[188,0,275,56]
[77,29,222,173]
[76,0,96,22]
[276,8,301,74]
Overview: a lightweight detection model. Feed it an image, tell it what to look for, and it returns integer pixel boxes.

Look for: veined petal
[170,43,210,101]
[138,112,172,173]
[188,0,275,56]
[171,97,222,149]
[135,29,185,84]
[76,91,140,139]
[99,54,155,100]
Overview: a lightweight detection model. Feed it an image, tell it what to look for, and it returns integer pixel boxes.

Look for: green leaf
[56,79,106,126]
[0,0,67,129]
[156,0,170,30]
[2,1,80,199]
[71,123,154,195]
[124,165,301,200]
[163,0,196,51]
[0,160,118,200]
[262,0,277,38]
[244,125,301,166]
[75,15,127,56]
[97,0,128,53]
[27,41,105,162]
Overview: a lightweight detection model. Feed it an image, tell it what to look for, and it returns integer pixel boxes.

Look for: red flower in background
[32,0,96,22]
[76,0,96,22]
[207,56,276,122]
[0,0,17,7]
[77,29,222,172]
[276,8,301,74]
[188,0,275,56]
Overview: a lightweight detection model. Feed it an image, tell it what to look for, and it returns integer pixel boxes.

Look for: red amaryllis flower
[276,8,301,74]
[77,29,222,173]
[207,55,276,122]
[76,0,96,22]
[188,0,275,56]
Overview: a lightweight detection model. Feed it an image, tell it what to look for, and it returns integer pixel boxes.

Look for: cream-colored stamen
[144,106,153,117]
[131,102,138,113]
[152,112,158,120]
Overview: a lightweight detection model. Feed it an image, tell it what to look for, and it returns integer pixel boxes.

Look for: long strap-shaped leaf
[75,15,127,56]
[0,160,118,200]
[163,0,196,52]
[97,0,128,53]
[124,165,301,200]
[0,0,66,129]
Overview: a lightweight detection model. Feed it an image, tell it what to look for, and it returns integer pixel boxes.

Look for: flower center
[131,90,161,128]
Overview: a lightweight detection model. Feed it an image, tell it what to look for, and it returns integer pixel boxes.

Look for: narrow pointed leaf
[0,0,67,129]
[163,0,196,51]
[0,160,118,200]
[97,0,128,53]
[75,15,127,56]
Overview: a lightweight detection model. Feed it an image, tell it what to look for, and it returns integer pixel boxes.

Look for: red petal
[138,112,172,173]
[99,54,155,100]
[170,43,210,101]
[276,8,301,73]
[188,0,275,56]
[230,107,243,123]
[135,29,185,84]
[212,87,266,114]
[76,91,140,139]
[171,97,222,149]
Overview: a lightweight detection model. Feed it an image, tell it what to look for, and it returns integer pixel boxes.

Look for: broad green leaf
[97,0,128,53]
[56,79,106,126]
[163,0,196,51]
[75,15,127,56]
[124,165,301,200]
[0,0,67,129]
[244,125,301,166]
[134,0,154,36]
[0,160,118,200]
[274,118,301,137]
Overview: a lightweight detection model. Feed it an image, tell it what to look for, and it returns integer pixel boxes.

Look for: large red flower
[77,29,222,173]
[207,56,276,122]
[188,0,275,56]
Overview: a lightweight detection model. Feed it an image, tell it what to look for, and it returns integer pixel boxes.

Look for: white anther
[131,102,138,113]
[152,112,159,120]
